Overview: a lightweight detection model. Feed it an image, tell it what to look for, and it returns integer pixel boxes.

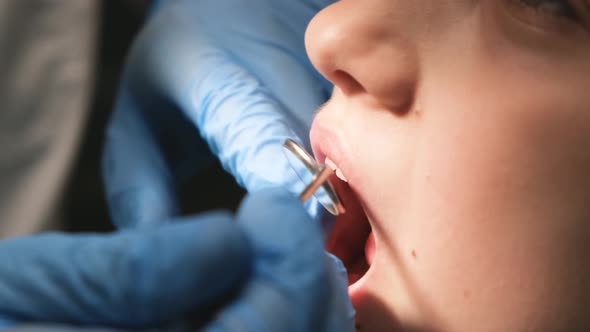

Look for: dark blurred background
[61,1,245,233]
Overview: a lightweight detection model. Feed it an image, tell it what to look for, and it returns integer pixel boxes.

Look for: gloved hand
[102,0,336,229]
[0,188,354,331]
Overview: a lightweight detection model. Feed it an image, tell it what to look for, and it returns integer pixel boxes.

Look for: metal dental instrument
[282,139,346,216]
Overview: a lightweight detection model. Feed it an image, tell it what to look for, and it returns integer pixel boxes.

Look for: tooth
[324,157,338,174]
[335,168,349,183]
[325,157,348,183]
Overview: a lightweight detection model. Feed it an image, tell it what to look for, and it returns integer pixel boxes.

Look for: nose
[305,1,419,111]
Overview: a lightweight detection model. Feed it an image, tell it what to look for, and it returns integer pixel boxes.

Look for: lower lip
[365,232,376,266]
[325,176,372,285]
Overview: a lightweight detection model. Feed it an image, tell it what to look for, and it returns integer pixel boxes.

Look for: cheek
[346,68,590,329]
[404,78,590,328]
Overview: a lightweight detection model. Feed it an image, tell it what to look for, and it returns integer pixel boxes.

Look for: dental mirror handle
[299,166,334,202]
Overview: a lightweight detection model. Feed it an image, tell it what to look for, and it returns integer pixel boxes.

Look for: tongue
[365,232,375,266]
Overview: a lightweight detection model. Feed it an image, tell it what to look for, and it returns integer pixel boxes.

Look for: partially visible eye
[492,0,588,53]
[511,0,580,22]
[501,0,587,34]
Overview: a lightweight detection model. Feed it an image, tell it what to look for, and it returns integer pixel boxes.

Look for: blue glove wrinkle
[131,2,317,190]
[105,0,336,227]
[179,58,326,219]
[0,216,253,328]
[183,61,306,188]
[189,0,330,132]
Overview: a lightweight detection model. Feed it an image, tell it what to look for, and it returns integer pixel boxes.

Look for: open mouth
[309,116,375,287]
[325,174,373,286]
[309,108,376,288]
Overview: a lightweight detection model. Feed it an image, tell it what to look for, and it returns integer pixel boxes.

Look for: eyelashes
[502,0,587,34]
[516,0,579,21]
[509,0,582,25]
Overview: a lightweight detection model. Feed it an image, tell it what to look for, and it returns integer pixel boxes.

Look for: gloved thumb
[0,214,252,329]
[204,187,354,332]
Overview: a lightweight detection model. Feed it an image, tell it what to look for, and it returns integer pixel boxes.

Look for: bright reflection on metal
[282,139,345,216]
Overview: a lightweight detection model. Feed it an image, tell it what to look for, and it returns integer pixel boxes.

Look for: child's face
[305,1,590,331]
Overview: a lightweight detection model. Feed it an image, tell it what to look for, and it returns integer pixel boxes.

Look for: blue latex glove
[102,0,336,229]
[0,188,354,331]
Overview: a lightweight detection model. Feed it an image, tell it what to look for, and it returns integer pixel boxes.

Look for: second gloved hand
[0,188,354,331]
[102,0,337,229]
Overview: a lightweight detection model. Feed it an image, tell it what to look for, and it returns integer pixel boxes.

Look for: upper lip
[310,117,355,187]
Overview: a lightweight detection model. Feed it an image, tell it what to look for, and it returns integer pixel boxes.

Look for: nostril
[331,68,417,114]
[331,70,366,95]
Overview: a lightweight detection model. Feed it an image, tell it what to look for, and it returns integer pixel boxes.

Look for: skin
[305,1,590,331]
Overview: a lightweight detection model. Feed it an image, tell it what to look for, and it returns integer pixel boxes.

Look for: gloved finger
[322,252,356,331]
[203,188,355,332]
[124,2,329,221]
[102,89,178,228]
[0,213,251,329]
[102,86,214,229]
